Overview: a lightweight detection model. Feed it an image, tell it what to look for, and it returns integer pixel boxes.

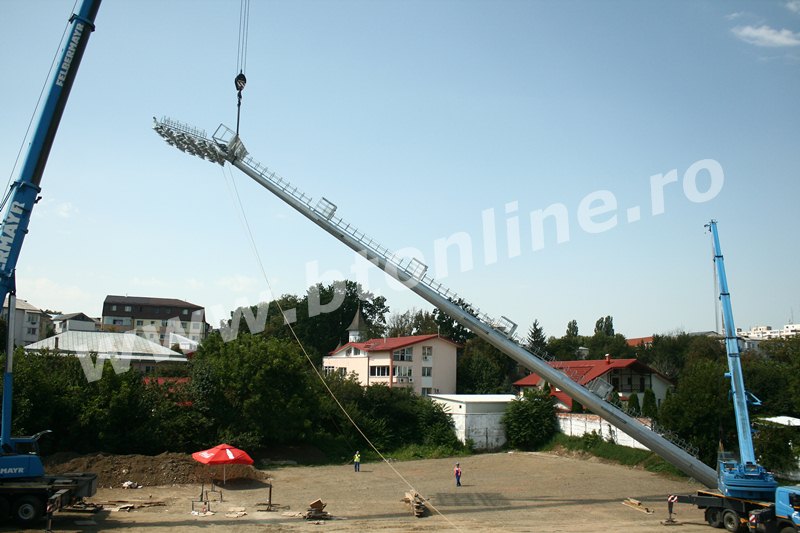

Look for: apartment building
[323,333,458,396]
[101,295,207,347]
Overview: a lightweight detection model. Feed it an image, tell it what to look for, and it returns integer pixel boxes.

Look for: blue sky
[1,0,798,341]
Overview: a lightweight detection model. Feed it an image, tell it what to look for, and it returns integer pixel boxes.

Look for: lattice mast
[154,118,717,488]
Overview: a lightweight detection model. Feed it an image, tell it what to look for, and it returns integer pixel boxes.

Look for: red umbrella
[192,443,254,483]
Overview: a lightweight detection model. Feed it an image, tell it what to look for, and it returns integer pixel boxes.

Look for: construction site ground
[7,450,718,532]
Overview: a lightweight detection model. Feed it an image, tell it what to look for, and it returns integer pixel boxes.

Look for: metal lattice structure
[154,117,717,488]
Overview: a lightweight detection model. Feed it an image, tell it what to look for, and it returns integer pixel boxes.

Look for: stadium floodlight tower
[154,117,718,489]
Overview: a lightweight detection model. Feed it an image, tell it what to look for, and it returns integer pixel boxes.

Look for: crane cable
[234,0,250,135]
[218,165,464,532]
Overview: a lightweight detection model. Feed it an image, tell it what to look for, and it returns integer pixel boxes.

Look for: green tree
[387,310,415,337]
[626,393,641,415]
[191,332,316,449]
[546,335,580,360]
[587,333,632,360]
[566,320,579,338]
[659,359,732,465]
[641,388,658,419]
[525,319,547,354]
[594,316,614,337]
[752,422,799,473]
[502,388,557,450]
[433,298,476,345]
[685,334,726,365]
[637,333,692,380]
[457,337,514,393]
[409,309,438,335]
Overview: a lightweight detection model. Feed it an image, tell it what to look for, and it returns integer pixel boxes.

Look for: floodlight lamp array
[153,117,226,165]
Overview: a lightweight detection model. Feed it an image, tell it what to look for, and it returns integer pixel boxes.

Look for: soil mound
[43,452,267,488]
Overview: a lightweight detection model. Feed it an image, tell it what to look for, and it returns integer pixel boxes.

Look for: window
[191,322,200,330]
[393,347,413,362]
[182,309,189,315]
[26,327,37,335]
[422,367,432,377]
[136,320,143,326]
[111,305,117,311]
[369,366,391,377]
[324,366,335,375]
[422,346,432,356]
[395,366,412,377]
[124,305,132,312]
[421,388,432,396]
[27,314,38,324]
[113,319,124,325]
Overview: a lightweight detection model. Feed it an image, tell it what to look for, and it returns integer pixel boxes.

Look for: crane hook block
[235,72,247,93]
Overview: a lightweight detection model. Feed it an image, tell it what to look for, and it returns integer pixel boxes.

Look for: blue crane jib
[706,220,777,500]
[0,0,102,480]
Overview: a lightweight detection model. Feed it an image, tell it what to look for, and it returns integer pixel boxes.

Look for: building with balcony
[512,355,673,411]
[323,333,458,395]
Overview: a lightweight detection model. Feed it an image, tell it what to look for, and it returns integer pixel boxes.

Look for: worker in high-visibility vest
[353,451,361,472]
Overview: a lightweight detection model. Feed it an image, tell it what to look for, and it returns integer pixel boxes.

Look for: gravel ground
[6,451,717,533]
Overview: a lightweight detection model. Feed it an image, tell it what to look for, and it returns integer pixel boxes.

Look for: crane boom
[1,0,102,462]
[155,119,718,488]
[706,220,777,499]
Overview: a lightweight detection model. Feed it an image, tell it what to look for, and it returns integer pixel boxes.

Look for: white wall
[557,413,652,451]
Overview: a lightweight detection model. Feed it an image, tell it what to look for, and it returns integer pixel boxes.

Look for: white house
[2,297,49,347]
[429,394,516,450]
[52,312,99,334]
[323,334,458,395]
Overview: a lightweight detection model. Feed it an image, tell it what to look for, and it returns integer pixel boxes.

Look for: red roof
[329,334,459,355]
[513,358,660,410]
[627,336,654,347]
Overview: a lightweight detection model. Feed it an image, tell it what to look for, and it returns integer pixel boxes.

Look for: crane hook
[235,71,247,135]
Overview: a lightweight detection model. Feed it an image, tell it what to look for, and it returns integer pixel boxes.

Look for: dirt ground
[7,451,719,533]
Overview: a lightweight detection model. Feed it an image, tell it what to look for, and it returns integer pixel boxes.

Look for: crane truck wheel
[705,507,724,528]
[12,495,44,526]
[780,527,796,533]
[722,509,744,533]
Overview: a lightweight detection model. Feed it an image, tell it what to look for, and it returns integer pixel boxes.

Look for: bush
[502,388,557,450]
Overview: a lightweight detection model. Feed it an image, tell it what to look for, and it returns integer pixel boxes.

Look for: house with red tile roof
[512,355,673,411]
[626,336,654,348]
[323,333,458,395]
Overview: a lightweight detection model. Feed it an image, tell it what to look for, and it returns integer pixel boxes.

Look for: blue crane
[0,0,101,497]
[706,220,778,500]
